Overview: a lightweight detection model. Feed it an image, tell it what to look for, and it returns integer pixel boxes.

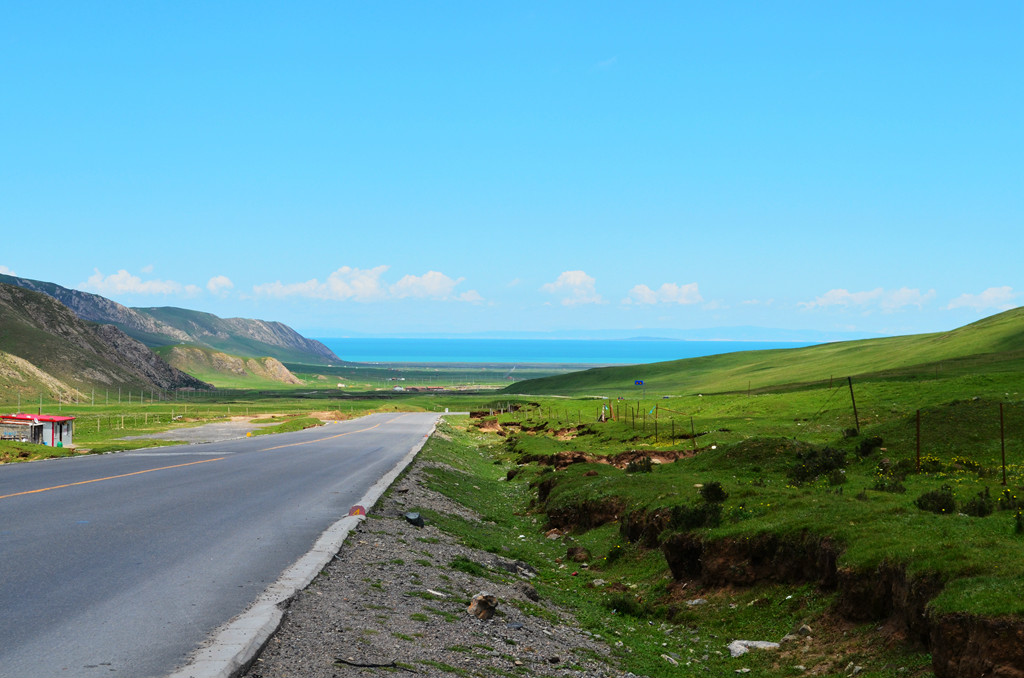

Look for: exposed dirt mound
[546,496,625,532]
[522,448,696,470]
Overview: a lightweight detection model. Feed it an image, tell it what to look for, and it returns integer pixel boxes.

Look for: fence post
[916,409,921,473]
[1001,403,1007,486]
[847,377,860,433]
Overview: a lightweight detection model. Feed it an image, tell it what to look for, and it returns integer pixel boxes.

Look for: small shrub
[698,481,729,503]
[915,485,956,514]
[856,436,884,457]
[893,458,916,479]
[962,487,994,517]
[951,455,982,473]
[872,477,907,494]
[789,446,847,483]
[843,428,860,439]
[919,455,944,473]
[604,543,626,565]
[670,502,722,530]
[625,456,653,473]
[1016,511,1024,535]
[827,468,847,486]
[997,488,1020,511]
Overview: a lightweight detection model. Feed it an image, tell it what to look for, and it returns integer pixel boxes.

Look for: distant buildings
[1,413,75,447]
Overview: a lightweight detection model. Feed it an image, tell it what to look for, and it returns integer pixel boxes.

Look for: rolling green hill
[506,307,1024,396]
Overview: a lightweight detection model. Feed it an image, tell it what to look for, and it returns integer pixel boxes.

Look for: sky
[2,2,1021,340]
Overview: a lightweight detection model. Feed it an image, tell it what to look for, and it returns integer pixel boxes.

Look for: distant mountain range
[0,281,209,399]
[0,274,339,365]
[0,274,342,399]
[321,327,880,343]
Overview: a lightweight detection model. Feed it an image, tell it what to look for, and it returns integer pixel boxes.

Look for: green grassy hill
[507,307,1024,397]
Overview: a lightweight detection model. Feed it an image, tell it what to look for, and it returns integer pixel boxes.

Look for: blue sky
[2,2,1021,339]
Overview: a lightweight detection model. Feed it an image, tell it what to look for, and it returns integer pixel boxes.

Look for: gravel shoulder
[242,457,620,678]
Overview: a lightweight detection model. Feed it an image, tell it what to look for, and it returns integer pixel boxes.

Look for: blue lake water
[316,338,816,365]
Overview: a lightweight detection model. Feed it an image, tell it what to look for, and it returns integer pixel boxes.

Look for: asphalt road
[0,411,440,678]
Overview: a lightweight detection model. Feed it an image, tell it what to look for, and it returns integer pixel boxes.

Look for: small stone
[515,581,540,602]
[728,640,780,658]
[736,669,751,674]
[592,578,607,587]
[686,598,707,606]
[404,512,425,527]
[661,654,678,666]
[545,529,562,539]
[547,656,560,664]
[467,592,498,620]
[797,624,813,636]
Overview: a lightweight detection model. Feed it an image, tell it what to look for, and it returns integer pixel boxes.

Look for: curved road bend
[0,411,440,678]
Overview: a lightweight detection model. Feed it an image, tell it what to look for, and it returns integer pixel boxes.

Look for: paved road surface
[0,412,439,678]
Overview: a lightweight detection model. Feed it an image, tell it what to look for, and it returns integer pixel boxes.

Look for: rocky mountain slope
[0,282,209,397]
[0,274,339,365]
[160,346,303,386]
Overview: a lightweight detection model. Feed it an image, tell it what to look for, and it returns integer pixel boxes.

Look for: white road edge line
[165,414,446,678]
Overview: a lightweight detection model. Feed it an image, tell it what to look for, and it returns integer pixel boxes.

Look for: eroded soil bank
[654,527,1024,677]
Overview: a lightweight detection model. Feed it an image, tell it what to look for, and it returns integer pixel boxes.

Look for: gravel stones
[242,460,616,678]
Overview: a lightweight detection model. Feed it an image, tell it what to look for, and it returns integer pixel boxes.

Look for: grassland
[3,308,1023,675]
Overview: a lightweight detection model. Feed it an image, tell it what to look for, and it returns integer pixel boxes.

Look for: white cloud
[0,265,15,275]
[879,287,935,311]
[254,266,389,302]
[141,264,154,274]
[207,275,234,296]
[624,282,702,306]
[800,287,935,313]
[390,271,463,299]
[541,270,603,306]
[253,266,481,303]
[81,269,187,296]
[945,286,1017,312]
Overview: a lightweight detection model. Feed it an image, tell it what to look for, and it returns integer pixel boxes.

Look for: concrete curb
[166,415,442,678]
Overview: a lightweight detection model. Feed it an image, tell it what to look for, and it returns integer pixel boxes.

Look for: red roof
[2,413,76,423]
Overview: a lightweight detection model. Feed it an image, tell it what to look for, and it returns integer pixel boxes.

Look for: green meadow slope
[507,307,1024,396]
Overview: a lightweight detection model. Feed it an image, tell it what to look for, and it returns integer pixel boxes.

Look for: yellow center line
[0,457,226,501]
[256,412,414,452]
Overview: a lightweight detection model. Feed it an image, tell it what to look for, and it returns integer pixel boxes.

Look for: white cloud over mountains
[207,275,234,296]
[253,266,482,303]
[81,269,201,297]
